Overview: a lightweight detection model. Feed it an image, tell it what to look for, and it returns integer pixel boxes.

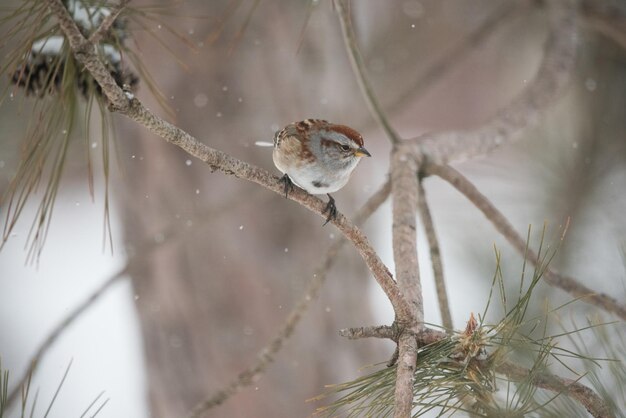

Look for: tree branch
[581,0,626,50]
[387,0,521,116]
[411,0,577,165]
[45,0,412,320]
[337,325,614,418]
[389,145,423,418]
[428,164,626,320]
[88,0,131,45]
[187,180,391,418]
[339,324,397,341]
[4,190,265,412]
[418,181,453,330]
[496,361,615,418]
[47,0,129,109]
[5,268,127,409]
[335,0,402,144]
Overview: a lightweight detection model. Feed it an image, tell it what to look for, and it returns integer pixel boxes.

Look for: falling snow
[585,78,597,92]
[193,93,208,108]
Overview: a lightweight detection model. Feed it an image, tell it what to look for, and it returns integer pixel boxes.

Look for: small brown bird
[272,119,371,224]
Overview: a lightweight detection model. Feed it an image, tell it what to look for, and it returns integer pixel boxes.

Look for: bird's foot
[278,174,294,198]
[322,194,338,226]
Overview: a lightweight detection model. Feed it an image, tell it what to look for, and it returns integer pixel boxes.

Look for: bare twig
[3,191,265,412]
[340,324,397,341]
[387,0,521,115]
[418,181,453,330]
[5,268,127,409]
[581,0,626,50]
[45,0,412,321]
[340,325,446,348]
[335,0,402,144]
[411,0,577,165]
[187,180,392,418]
[88,0,131,45]
[497,361,615,418]
[428,164,626,320]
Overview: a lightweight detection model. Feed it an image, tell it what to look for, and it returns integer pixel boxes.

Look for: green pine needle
[315,229,623,417]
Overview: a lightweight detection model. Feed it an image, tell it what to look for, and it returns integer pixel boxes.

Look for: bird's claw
[322,194,338,226]
[278,174,294,198]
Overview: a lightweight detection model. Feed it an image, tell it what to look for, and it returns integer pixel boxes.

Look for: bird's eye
[340,144,351,151]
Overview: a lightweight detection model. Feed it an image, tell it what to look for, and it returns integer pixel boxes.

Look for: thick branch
[390,145,423,418]
[391,149,423,324]
[428,164,626,320]
[335,0,401,144]
[46,0,412,320]
[187,180,391,418]
[412,0,577,165]
[497,361,614,418]
[418,181,453,329]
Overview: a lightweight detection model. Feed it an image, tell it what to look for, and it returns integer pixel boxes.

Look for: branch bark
[497,361,615,418]
[88,0,131,45]
[389,145,423,418]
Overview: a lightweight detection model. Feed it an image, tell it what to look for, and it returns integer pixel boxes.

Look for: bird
[272,119,371,224]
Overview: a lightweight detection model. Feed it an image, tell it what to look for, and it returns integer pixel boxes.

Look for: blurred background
[1,0,625,417]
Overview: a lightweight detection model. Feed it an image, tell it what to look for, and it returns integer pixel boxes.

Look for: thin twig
[581,0,626,50]
[497,361,615,418]
[411,0,577,165]
[186,180,392,418]
[45,0,412,321]
[418,181,453,330]
[4,191,265,412]
[88,0,131,45]
[335,0,402,144]
[387,0,521,115]
[5,268,127,409]
[339,325,397,341]
[428,164,626,321]
[340,325,446,348]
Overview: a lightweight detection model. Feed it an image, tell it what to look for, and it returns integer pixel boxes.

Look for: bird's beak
[354,147,371,158]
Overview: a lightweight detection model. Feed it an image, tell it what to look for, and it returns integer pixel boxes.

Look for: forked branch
[428,163,626,321]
